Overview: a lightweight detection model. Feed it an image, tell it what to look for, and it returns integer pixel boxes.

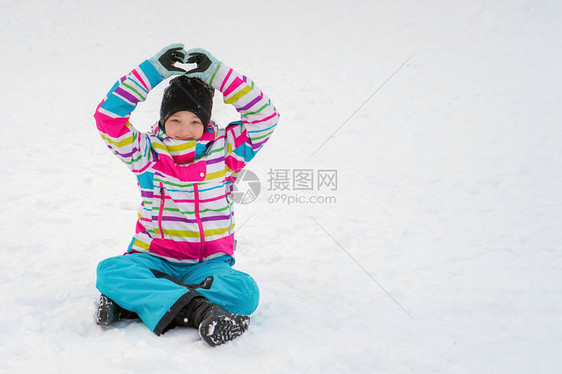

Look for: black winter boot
[186,298,251,347]
[96,294,138,326]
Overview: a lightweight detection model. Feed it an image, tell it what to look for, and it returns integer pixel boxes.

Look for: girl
[94,43,279,346]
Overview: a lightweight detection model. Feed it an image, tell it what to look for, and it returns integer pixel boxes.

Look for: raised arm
[94,44,188,173]
[186,48,280,174]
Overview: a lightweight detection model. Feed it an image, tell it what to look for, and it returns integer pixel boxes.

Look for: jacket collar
[149,121,219,164]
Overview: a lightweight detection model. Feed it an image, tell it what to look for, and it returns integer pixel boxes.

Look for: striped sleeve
[94,60,163,173]
[208,63,280,175]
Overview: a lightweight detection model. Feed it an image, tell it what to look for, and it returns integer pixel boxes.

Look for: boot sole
[96,295,119,326]
[198,314,250,347]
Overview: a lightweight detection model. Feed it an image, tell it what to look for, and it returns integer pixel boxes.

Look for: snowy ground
[1,0,561,373]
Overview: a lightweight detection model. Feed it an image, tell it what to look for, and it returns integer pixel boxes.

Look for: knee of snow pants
[170,256,260,316]
[196,268,260,316]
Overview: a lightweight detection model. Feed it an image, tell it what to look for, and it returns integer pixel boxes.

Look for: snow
[1,0,561,373]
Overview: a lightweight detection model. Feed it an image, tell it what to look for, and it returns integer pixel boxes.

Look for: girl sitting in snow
[93,43,279,346]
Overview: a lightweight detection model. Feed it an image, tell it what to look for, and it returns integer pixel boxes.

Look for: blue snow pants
[96,253,259,335]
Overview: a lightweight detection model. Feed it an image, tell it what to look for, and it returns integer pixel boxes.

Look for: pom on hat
[159,76,214,132]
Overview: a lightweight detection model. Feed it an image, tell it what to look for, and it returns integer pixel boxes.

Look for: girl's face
[164,111,204,140]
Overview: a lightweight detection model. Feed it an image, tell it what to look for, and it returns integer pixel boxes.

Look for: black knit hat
[159,76,214,131]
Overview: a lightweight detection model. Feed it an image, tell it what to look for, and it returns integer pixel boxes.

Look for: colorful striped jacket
[94,59,279,263]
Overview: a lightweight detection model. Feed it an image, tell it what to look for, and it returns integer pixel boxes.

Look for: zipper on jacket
[158,182,165,240]
[193,183,206,262]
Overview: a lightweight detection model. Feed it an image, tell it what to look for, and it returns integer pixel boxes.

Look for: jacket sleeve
[207,63,280,175]
[94,60,164,174]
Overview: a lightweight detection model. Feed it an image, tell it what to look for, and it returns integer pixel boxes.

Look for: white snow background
[1,0,561,373]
